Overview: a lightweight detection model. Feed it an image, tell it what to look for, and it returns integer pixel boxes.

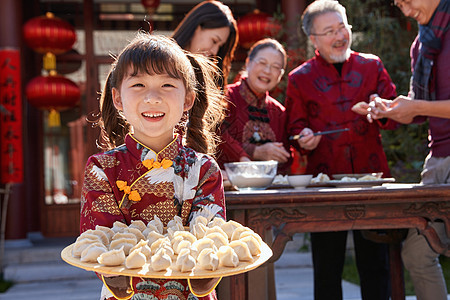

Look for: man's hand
[370,95,416,124]
[297,128,321,150]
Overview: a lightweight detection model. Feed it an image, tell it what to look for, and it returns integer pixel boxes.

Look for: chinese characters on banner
[0,49,23,183]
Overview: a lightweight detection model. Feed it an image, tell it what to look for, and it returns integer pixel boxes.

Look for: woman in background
[172,0,238,87]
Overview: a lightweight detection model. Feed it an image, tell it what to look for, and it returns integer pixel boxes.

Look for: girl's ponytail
[98,71,130,150]
[185,54,225,156]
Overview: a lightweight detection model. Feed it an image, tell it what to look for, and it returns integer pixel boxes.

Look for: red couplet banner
[0,49,23,183]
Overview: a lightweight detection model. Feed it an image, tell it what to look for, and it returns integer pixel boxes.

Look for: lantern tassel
[48,109,61,127]
[43,52,56,71]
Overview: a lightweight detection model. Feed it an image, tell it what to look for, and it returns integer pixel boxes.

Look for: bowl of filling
[224,161,278,190]
[287,175,313,189]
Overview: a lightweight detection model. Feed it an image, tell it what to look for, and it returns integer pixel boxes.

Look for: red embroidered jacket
[218,78,292,174]
[285,50,397,177]
[80,134,225,300]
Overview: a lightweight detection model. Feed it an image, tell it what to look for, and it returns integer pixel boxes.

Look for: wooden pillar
[0,0,28,240]
[281,0,308,50]
[83,0,100,158]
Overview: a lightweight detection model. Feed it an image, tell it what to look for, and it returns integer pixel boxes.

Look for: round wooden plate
[61,242,272,279]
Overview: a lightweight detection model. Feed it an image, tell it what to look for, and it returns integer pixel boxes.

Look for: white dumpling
[112,232,137,243]
[217,245,239,268]
[205,226,228,241]
[231,226,254,241]
[95,225,115,241]
[173,231,197,244]
[78,229,109,245]
[190,223,208,240]
[167,215,184,232]
[76,232,102,244]
[97,247,126,266]
[80,243,107,262]
[176,248,196,273]
[148,215,163,234]
[197,248,219,271]
[171,234,186,252]
[208,217,226,228]
[146,231,165,246]
[206,232,229,249]
[221,220,243,239]
[111,221,128,233]
[229,240,253,261]
[240,231,263,246]
[124,227,145,242]
[192,238,216,256]
[173,240,192,255]
[151,248,172,272]
[142,225,159,238]
[150,237,171,255]
[72,239,104,257]
[158,243,175,258]
[240,235,262,256]
[129,240,152,259]
[129,220,147,232]
[109,238,136,255]
[189,215,208,232]
[80,245,107,263]
[125,248,147,269]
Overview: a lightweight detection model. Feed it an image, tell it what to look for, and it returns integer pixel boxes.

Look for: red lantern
[23,12,76,55]
[141,0,160,15]
[23,12,76,70]
[25,72,80,127]
[237,10,282,49]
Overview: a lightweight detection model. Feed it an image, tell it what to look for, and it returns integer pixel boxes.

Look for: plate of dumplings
[61,215,272,279]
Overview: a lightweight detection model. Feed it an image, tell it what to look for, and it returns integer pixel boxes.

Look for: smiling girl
[80,33,226,300]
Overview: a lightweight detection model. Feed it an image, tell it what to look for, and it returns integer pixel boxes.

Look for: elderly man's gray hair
[301,0,349,36]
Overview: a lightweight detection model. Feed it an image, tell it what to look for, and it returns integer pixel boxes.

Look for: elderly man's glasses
[253,59,284,73]
[311,25,352,37]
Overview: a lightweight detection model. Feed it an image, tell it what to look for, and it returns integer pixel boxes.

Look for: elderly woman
[218,38,292,174]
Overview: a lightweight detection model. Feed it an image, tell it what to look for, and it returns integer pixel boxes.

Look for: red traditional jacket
[80,134,225,300]
[285,50,397,177]
[218,78,292,174]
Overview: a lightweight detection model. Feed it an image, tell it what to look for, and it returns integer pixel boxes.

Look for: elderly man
[358,0,450,299]
[285,0,398,299]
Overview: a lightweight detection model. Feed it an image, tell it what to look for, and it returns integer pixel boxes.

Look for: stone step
[4,260,97,283]
[3,236,75,265]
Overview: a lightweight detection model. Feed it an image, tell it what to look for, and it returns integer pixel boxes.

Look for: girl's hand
[298,128,321,151]
[253,142,290,163]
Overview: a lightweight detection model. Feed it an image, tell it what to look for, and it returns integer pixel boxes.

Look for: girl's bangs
[121,41,186,80]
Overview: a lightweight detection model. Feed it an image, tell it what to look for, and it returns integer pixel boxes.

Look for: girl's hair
[301,0,348,36]
[98,32,225,155]
[247,38,287,70]
[171,1,238,87]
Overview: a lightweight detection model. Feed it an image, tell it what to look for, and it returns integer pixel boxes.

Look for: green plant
[0,276,13,293]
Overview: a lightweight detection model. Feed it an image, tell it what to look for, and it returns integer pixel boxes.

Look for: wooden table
[217,183,450,300]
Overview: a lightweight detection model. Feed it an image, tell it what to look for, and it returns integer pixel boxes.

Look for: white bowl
[287,175,313,189]
[224,161,278,190]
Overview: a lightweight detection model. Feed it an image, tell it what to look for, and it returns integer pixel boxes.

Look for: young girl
[80,33,226,300]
